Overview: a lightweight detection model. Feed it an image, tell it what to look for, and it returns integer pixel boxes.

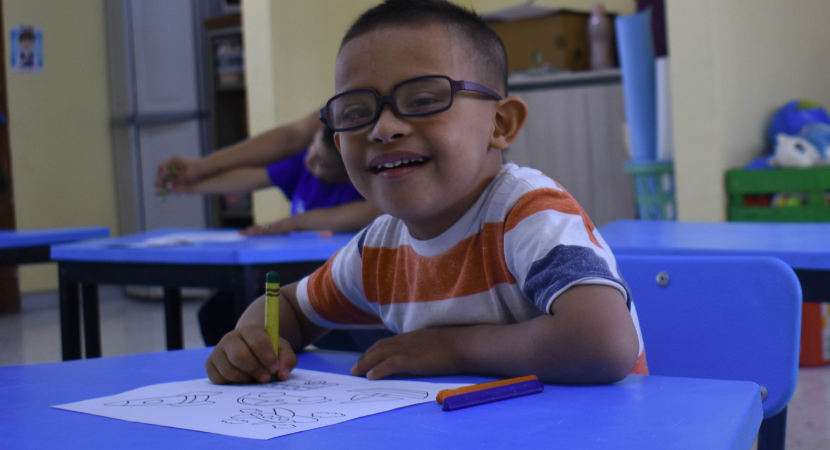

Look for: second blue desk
[51,228,355,361]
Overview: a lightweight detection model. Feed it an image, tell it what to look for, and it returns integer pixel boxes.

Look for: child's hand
[350,328,462,380]
[206,324,298,384]
[239,218,297,236]
[155,157,206,194]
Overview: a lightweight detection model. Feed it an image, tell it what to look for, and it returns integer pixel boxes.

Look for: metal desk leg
[59,264,81,361]
[164,287,183,350]
[81,283,101,358]
[757,406,787,450]
[233,265,260,319]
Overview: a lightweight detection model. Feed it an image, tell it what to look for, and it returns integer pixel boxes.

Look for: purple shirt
[266,150,364,216]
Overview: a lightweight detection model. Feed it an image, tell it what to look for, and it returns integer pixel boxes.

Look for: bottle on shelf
[588,3,614,70]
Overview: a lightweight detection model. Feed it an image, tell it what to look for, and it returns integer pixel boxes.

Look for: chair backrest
[616,255,801,418]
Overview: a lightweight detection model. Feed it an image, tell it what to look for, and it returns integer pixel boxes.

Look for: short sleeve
[295,227,385,329]
[503,187,630,314]
[266,150,307,199]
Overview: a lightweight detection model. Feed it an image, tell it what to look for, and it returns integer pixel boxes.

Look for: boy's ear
[490,96,528,150]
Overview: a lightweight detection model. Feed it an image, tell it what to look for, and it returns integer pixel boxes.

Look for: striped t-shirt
[296,163,648,374]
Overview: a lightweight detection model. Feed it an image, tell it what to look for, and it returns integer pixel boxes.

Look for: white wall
[4,0,118,292]
[668,0,830,221]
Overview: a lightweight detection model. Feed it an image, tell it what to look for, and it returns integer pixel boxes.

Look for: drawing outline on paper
[238,391,330,406]
[55,368,465,440]
[105,391,221,407]
[344,388,428,403]
[264,379,339,392]
[223,407,345,428]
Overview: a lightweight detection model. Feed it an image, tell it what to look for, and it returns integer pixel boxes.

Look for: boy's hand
[239,218,297,236]
[155,157,208,194]
[350,328,462,380]
[206,324,298,384]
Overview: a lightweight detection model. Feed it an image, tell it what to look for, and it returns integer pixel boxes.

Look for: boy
[207,0,647,385]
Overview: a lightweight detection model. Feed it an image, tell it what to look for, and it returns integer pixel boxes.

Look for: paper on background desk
[54,369,466,440]
[111,231,245,248]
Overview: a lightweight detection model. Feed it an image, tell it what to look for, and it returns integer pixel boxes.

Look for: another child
[207,0,647,385]
[156,117,381,235]
[157,118,382,345]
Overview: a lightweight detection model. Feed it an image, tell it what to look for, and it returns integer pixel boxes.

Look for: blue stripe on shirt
[522,244,630,312]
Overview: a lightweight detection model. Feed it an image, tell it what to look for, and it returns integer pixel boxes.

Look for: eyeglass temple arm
[456,80,503,100]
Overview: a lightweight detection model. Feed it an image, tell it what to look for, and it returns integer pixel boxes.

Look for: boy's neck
[403,166,502,241]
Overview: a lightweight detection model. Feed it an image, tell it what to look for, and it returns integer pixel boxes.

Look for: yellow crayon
[264,271,280,381]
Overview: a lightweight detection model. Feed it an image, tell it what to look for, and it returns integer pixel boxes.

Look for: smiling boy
[207,0,647,385]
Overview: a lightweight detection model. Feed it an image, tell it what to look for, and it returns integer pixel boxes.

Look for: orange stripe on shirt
[631,350,649,375]
[504,187,601,248]
[362,222,516,306]
[307,253,383,325]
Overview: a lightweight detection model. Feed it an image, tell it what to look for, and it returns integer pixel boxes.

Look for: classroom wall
[4,0,118,292]
[243,0,636,224]
[667,0,830,221]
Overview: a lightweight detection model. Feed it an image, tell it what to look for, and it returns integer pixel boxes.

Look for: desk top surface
[50,228,356,265]
[0,348,762,450]
[599,219,830,270]
[0,226,109,250]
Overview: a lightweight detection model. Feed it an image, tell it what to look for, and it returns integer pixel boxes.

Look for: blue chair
[617,255,801,450]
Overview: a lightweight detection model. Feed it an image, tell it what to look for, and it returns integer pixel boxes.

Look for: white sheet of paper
[113,231,245,248]
[53,369,466,440]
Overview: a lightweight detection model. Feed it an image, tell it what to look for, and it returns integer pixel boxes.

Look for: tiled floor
[3,289,830,449]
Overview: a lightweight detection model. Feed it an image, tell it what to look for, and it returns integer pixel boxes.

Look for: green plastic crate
[625,161,676,220]
[726,166,830,222]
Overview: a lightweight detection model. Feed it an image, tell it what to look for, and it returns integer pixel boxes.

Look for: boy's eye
[404,95,442,112]
[339,105,374,124]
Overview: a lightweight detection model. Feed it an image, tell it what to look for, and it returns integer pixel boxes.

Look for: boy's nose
[368,105,411,144]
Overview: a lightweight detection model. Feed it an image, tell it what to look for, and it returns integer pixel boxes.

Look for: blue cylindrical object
[616,9,657,162]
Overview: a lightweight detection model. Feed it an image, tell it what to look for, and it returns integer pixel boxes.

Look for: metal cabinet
[506,69,635,226]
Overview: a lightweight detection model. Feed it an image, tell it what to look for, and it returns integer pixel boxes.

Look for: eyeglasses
[319,75,502,132]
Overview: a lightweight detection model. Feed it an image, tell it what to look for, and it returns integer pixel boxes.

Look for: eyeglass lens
[329,77,453,130]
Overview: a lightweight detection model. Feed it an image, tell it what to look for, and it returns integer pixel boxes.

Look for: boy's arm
[157,110,321,192]
[241,201,383,235]
[350,284,640,385]
[206,281,330,384]
[179,167,272,194]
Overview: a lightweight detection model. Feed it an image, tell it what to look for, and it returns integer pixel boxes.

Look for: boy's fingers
[239,327,280,377]
[364,355,407,380]
[210,350,255,384]
[276,339,298,381]
[223,333,271,383]
[206,359,243,384]
[351,342,393,377]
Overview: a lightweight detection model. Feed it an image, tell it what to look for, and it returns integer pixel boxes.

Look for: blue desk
[0,226,109,265]
[599,220,830,303]
[51,228,354,361]
[0,348,763,449]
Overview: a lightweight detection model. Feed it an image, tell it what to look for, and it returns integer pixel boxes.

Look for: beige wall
[243,0,635,223]
[668,0,830,221]
[5,0,117,292]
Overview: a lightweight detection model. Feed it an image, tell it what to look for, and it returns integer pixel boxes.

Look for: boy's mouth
[367,154,430,177]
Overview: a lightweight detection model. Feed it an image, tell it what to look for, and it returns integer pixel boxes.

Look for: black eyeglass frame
[319,75,503,132]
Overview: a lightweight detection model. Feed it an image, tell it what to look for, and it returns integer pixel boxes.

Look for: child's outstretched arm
[349,284,639,385]
[206,282,330,384]
[240,200,383,236]
[180,167,272,194]
[156,109,321,193]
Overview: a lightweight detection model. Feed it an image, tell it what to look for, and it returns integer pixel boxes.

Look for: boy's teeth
[375,158,425,170]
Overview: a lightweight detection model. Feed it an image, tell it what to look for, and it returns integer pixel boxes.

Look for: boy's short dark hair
[341,0,508,96]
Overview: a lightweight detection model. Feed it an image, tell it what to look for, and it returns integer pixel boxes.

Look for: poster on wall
[10,25,43,73]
